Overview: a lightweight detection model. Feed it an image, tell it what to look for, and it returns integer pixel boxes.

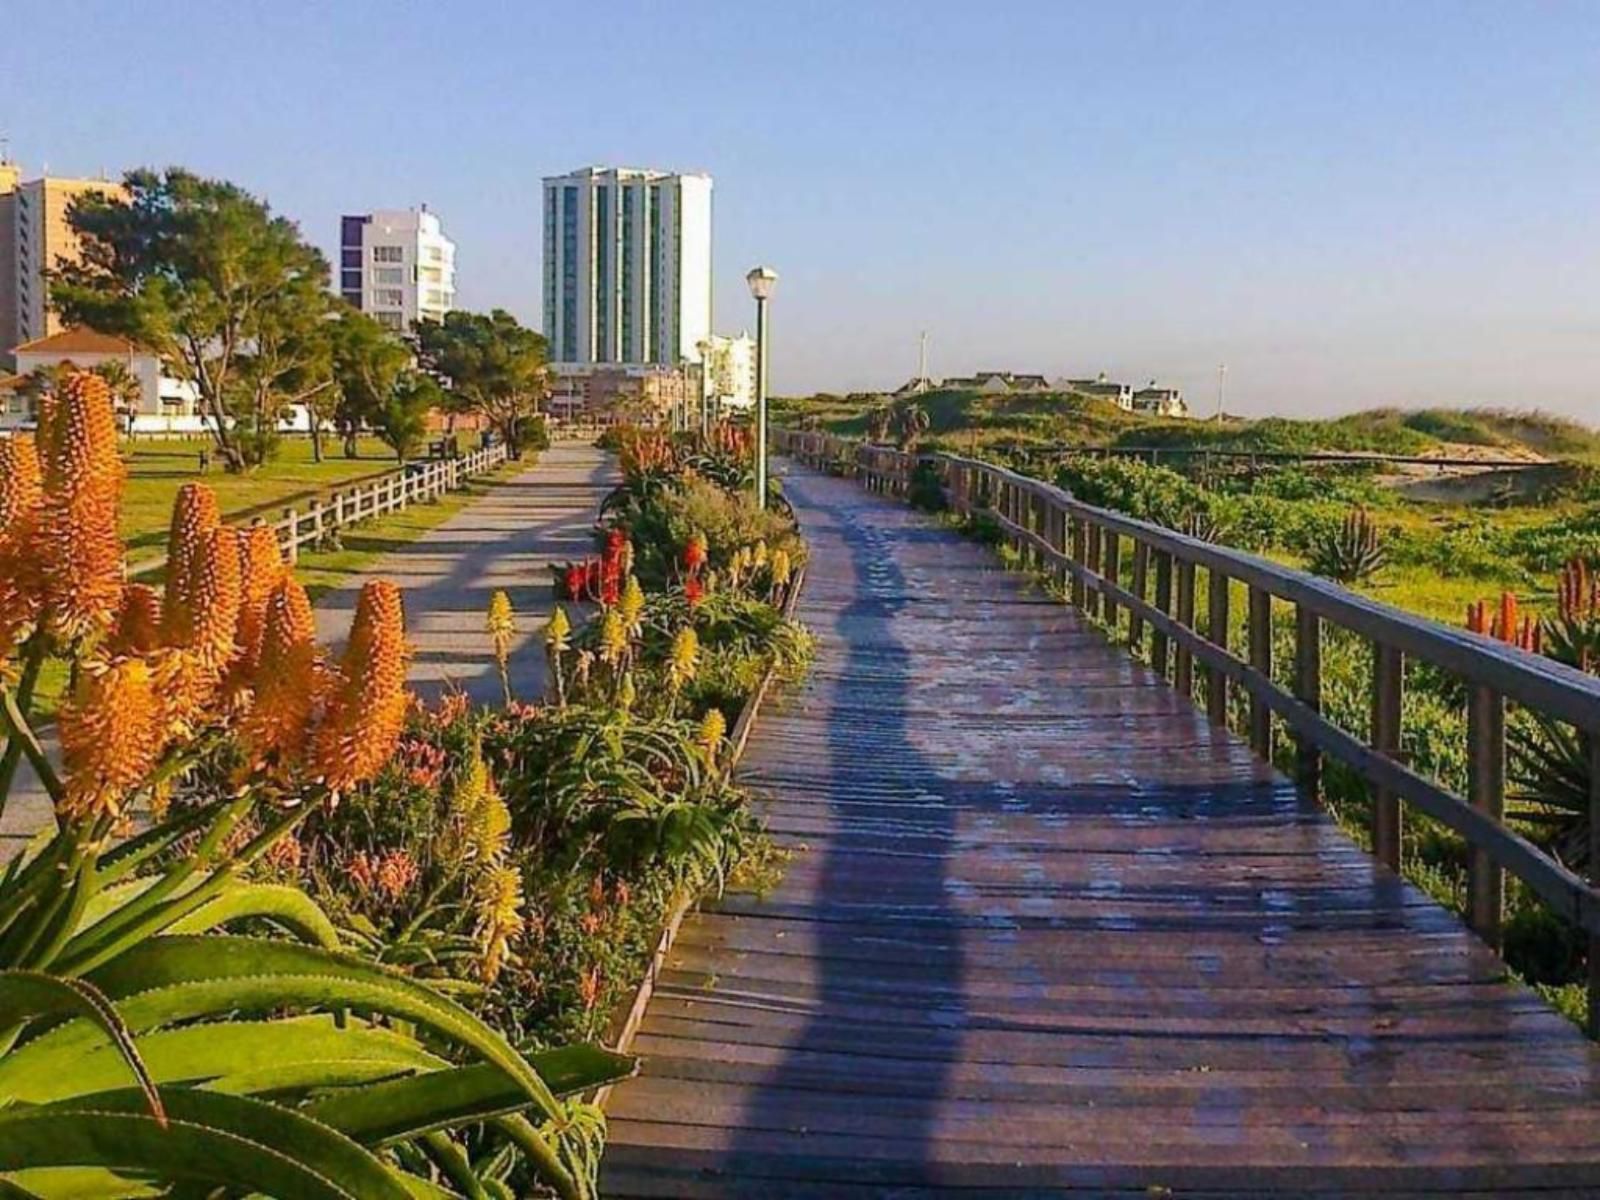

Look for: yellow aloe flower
[618,671,637,710]
[699,707,727,760]
[311,580,411,792]
[752,540,769,569]
[669,625,699,688]
[476,863,526,983]
[598,609,627,665]
[58,655,169,820]
[545,605,571,654]
[456,750,512,864]
[618,575,645,633]
[486,590,516,660]
[770,548,792,590]
[38,372,125,643]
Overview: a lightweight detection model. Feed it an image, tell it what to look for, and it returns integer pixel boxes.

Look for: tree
[51,167,333,472]
[415,309,548,459]
[375,370,440,463]
[327,305,410,459]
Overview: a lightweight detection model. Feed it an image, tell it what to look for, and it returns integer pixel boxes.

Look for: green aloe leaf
[0,971,161,1123]
[0,1087,411,1200]
[82,936,562,1119]
[304,1045,633,1145]
[0,1014,440,1104]
[163,883,341,948]
[0,1167,161,1199]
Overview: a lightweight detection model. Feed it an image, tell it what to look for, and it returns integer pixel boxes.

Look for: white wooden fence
[277,444,508,564]
[130,444,508,578]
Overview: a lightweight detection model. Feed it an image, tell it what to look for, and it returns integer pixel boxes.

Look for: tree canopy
[51,167,336,471]
[415,309,549,458]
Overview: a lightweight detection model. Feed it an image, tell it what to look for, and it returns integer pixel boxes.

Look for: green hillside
[772,390,1600,462]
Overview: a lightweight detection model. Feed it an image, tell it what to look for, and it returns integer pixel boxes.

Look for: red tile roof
[13,327,141,356]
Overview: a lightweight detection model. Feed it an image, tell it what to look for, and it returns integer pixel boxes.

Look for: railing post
[1174,559,1195,698]
[1069,515,1086,609]
[1085,522,1102,620]
[1152,550,1172,678]
[1248,587,1273,757]
[1371,643,1404,870]
[1294,604,1322,799]
[1589,733,1600,1039]
[282,507,299,565]
[1051,503,1068,594]
[1102,531,1120,632]
[1128,541,1149,652]
[311,497,325,547]
[1467,685,1506,949]
[1206,569,1230,727]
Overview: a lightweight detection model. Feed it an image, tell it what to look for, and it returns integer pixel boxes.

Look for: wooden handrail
[775,427,1600,1035]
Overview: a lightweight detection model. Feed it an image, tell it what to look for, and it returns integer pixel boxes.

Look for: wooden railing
[776,427,1600,1034]
[131,444,509,578]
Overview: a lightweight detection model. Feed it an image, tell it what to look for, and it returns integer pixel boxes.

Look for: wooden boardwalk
[602,462,1600,1197]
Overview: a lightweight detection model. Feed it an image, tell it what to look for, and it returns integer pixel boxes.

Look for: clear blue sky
[4,1,1598,417]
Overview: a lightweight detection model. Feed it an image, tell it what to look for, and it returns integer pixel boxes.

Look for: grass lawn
[120,435,400,566]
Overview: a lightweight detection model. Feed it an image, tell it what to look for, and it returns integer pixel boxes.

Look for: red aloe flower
[685,576,705,607]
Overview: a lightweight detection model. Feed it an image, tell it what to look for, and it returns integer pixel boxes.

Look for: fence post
[1151,550,1172,677]
[333,490,345,530]
[1174,559,1196,697]
[1070,515,1086,609]
[311,497,325,547]
[1085,522,1102,620]
[1102,531,1121,632]
[282,507,299,565]
[1248,586,1273,758]
[1467,686,1506,949]
[1294,604,1322,798]
[1206,570,1230,727]
[1128,541,1149,652]
[1372,643,1404,870]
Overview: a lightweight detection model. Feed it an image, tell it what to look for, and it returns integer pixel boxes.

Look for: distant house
[892,375,937,398]
[939,370,1053,394]
[6,327,202,433]
[1061,372,1135,410]
[1132,381,1188,418]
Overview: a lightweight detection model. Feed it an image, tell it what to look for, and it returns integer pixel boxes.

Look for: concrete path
[313,440,617,706]
[0,440,616,860]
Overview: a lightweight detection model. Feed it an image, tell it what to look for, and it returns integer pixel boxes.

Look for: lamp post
[746,266,778,509]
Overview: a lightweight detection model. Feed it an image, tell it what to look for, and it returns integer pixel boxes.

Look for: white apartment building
[339,208,456,332]
[700,331,756,410]
[542,166,712,367]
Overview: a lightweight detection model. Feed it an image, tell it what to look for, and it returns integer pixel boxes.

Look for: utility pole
[918,330,928,390]
[1215,364,1228,422]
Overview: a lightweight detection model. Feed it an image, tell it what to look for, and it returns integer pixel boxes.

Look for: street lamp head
[746,266,778,302]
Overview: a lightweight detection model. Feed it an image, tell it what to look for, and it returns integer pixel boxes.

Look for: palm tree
[95,359,145,436]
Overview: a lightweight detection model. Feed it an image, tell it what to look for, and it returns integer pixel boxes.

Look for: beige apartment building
[0,165,125,368]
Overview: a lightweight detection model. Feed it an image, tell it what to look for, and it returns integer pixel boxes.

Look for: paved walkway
[601,459,1600,1197]
[314,440,616,705]
[0,441,615,860]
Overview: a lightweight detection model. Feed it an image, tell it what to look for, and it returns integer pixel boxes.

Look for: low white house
[6,327,203,433]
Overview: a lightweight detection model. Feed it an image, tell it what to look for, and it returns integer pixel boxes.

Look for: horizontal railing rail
[775,427,1600,1035]
[1001,442,1545,473]
[131,443,508,578]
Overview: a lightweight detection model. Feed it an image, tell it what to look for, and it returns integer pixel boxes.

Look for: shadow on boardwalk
[314,442,617,706]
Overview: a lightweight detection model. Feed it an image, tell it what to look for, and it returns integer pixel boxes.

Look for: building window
[594,184,611,361]
[375,311,404,330]
[621,185,636,361]
[373,288,406,307]
[561,186,578,361]
[373,245,404,264]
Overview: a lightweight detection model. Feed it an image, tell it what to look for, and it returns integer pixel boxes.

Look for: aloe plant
[1306,506,1387,583]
